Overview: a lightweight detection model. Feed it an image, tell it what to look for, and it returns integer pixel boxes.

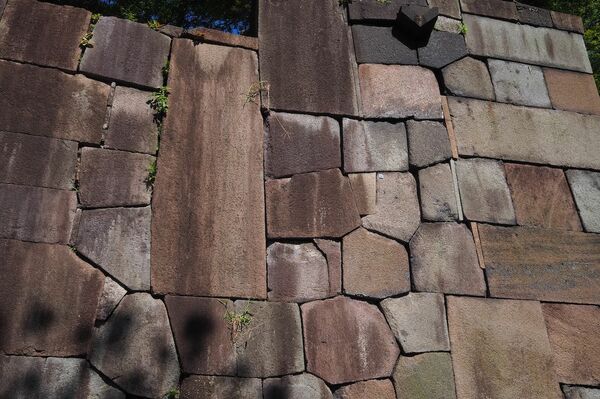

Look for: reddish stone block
[460,0,518,20]
[183,27,258,51]
[551,11,584,33]
[544,68,600,115]
[314,239,342,295]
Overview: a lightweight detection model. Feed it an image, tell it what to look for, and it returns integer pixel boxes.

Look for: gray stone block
[418,31,467,69]
[429,0,461,19]
[407,120,452,168]
[516,2,553,27]
[566,170,600,233]
[349,0,427,21]
[96,276,126,321]
[442,57,495,100]
[181,376,262,399]
[488,59,551,107]
[264,374,333,399]
[419,163,459,221]
[460,0,518,20]
[352,25,418,65]
[393,353,457,399]
[434,16,462,33]
[563,386,600,399]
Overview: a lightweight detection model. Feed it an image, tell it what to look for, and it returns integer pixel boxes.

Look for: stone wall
[0,0,599,398]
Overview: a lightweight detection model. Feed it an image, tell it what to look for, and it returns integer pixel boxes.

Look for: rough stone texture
[334,380,395,399]
[504,163,582,231]
[488,60,551,108]
[151,41,265,298]
[314,239,342,295]
[0,0,89,71]
[264,374,333,399]
[79,148,153,208]
[434,16,462,33]
[419,163,459,221]
[80,17,171,88]
[259,0,357,115]
[447,296,563,399]
[181,376,262,399]
[0,132,78,190]
[0,356,125,399]
[0,184,77,244]
[75,207,151,290]
[542,304,600,385]
[566,170,600,233]
[348,173,376,215]
[551,11,585,34]
[90,293,180,398]
[351,25,418,65]
[266,112,341,178]
[407,120,452,168]
[362,173,420,242]
[267,243,332,302]
[429,0,460,18]
[442,57,495,100]
[302,296,400,385]
[544,69,600,115]
[418,31,467,69]
[463,14,592,73]
[96,276,126,322]
[381,293,450,353]
[0,60,108,143]
[564,386,600,399]
[165,296,235,375]
[343,119,408,172]
[455,158,515,224]
[343,228,410,299]
[479,225,600,304]
[393,353,457,399]
[449,97,600,170]
[234,301,304,378]
[266,169,361,238]
[0,239,103,356]
[410,223,485,295]
[106,86,159,154]
[359,64,442,119]
[516,3,553,27]
[460,0,517,20]
[183,27,259,51]
[349,0,427,21]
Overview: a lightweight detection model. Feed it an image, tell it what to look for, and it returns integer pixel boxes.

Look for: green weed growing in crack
[338,0,352,6]
[145,159,157,190]
[80,13,101,49]
[164,388,179,399]
[68,244,78,254]
[376,0,392,4]
[162,60,170,81]
[458,22,468,35]
[148,19,162,31]
[244,80,270,108]
[148,86,170,120]
[219,300,253,343]
[70,179,80,192]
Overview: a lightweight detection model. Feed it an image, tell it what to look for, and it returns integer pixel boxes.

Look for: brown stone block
[0,239,104,356]
[544,68,600,115]
[348,173,376,216]
[264,374,333,399]
[184,27,258,50]
[181,376,262,399]
[551,11,584,33]
[460,0,518,20]
[314,239,342,295]
[479,225,600,304]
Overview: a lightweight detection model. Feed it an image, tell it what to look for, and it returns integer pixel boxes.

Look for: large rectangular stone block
[463,14,592,73]
[460,0,518,20]
[151,40,266,298]
[349,0,427,21]
[448,97,600,170]
[479,225,600,304]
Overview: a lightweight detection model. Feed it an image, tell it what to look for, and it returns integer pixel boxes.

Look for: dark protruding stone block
[460,0,518,21]
[80,17,171,88]
[418,31,467,69]
[352,25,418,65]
[349,0,428,22]
[396,4,439,42]
[516,3,553,27]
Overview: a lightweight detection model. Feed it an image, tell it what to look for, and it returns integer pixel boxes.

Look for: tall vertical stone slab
[151,40,266,298]
[259,0,357,115]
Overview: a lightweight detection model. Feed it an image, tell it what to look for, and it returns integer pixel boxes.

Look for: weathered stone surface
[264,374,333,399]
[393,353,457,399]
[266,169,361,238]
[449,97,600,170]
[460,0,517,20]
[419,163,459,221]
[442,57,495,100]
[381,293,449,353]
[183,27,259,51]
[362,173,420,241]
[455,158,515,224]
[429,0,460,18]
[566,170,600,233]
[96,276,126,322]
[464,14,592,73]
[267,243,332,302]
[259,0,357,115]
[504,163,582,231]
[343,228,410,298]
[266,112,341,177]
[303,297,399,385]
[343,119,408,172]
[564,386,600,399]
[351,25,418,65]
[434,16,462,33]
[516,2,553,27]
[418,31,467,69]
[0,132,77,190]
[359,64,442,119]
[448,296,562,399]
[79,148,153,208]
[75,207,151,290]
[106,86,159,154]
[151,41,265,298]
[0,60,108,143]
[544,69,600,115]
[542,304,600,385]
[551,11,585,33]
[314,239,342,295]
[334,380,395,399]
[0,0,89,71]
[0,356,125,399]
[488,59,551,107]
[479,225,600,304]
[80,17,170,88]
[349,0,427,21]
[181,376,262,399]
[90,293,179,398]
[235,301,304,377]
[410,223,485,295]
[407,120,451,168]
[0,239,103,356]
[0,184,77,244]
[165,296,235,375]
[348,173,376,215]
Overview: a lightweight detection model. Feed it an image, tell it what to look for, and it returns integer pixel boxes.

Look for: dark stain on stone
[183,313,215,359]
[24,302,55,333]
[263,383,290,399]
